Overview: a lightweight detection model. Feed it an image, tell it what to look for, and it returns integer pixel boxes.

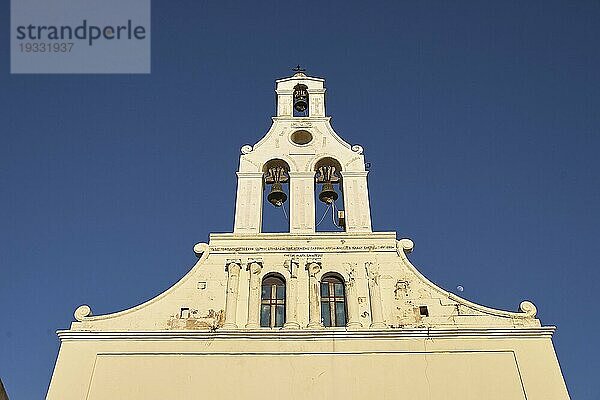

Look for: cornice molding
[210,231,397,241]
[57,327,556,342]
[236,172,264,178]
[340,171,369,178]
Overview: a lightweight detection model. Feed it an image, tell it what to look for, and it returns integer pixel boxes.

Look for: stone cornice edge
[57,327,556,341]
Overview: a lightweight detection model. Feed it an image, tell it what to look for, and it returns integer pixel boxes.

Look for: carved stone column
[223,260,242,329]
[345,263,362,329]
[245,259,263,329]
[366,262,386,329]
[283,259,301,329]
[306,261,322,329]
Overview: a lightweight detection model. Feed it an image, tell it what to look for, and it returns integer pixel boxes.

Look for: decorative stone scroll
[396,238,415,254]
[351,145,364,154]
[193,242,209,258]
[240,145,253,154]
[74,305,92,321]
[519,301,538,318]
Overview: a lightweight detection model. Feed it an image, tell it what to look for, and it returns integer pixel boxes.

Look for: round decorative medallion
[290,130,313,145]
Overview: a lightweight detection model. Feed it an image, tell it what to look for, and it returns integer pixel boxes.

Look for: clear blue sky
[1,1,598,398]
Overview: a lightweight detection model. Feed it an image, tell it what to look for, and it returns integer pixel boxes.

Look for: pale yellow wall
[47,333,569,400]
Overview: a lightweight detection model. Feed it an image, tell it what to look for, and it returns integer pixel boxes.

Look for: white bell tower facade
[233,70,372,234]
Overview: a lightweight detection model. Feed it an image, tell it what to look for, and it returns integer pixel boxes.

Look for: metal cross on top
[292,65,306,73]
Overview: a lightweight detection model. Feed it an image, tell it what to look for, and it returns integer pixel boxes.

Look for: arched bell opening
[314,157,345,232]
[293,84,309,117]
[261,159,290,233]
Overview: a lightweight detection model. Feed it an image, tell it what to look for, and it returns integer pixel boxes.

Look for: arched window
[320,275,347,327]
[261,275,286,328]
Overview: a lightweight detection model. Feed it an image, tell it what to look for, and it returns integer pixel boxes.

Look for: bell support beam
[307,88,325,117]
[289,171,316,233]
[275,89,293,117]
[233,172,264,233]
[340,171,372,232]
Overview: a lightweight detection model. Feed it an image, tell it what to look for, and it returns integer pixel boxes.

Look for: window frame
[260,275,286,328]
[320,274,347,327]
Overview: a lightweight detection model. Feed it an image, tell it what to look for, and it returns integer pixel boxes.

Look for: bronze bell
[268,182,287,207]
[316,164,341,204]
[293,84,308,112]
[318,182,338,204]
[264,166,289,207]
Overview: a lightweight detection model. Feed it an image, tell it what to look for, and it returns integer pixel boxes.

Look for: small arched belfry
[234,72,370,234]
[47,71,570,400]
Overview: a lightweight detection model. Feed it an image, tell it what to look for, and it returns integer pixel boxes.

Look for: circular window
[290,130,313,145]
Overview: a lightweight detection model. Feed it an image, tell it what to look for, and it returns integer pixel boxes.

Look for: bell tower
[233,68,372,234]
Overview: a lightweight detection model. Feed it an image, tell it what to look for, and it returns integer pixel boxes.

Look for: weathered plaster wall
[67,234,540,332]
[47,332,569,400]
